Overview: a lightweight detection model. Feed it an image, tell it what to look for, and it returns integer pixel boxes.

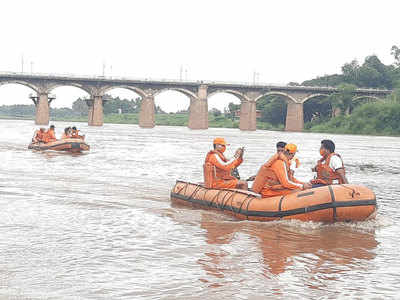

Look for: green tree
[72,98,89,115]
[391,45,400,66]
[256,96,287,125]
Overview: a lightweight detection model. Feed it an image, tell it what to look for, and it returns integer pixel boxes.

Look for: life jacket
[71,129,79,138]
[34,130,45,142]
[313,153,345,185]
[203,150,236,188]
[43,130,56,143]
[252,153,292,193]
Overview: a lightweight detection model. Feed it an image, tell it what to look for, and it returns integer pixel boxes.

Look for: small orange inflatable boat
[170,181,376,222]
[28,138,90,153]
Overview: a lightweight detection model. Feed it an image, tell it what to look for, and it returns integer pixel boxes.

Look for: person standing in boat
[310,139,348,187]
[204,137,248,190]
[251,143,311,198]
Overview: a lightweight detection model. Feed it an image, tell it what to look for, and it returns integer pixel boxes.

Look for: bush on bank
[307,101,400,136]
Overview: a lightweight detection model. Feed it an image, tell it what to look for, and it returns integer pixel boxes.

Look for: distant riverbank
[0,113,283,131]
[1,101,399,136]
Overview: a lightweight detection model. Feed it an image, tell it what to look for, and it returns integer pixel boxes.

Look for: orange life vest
[43,130,56,143]
[34,131,45,142]
[71,129,79,138]
[203,150,237,188]
[313,153,345,185]
[252,153,292,193]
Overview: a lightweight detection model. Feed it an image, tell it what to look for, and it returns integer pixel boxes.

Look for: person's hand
[302,183,312,190]
[234,148,243,159]
[247,175,256,181]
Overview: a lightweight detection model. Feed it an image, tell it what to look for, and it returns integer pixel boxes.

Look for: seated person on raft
[70,126,84,139]
[310,139,348,187]
[32,128,46,143]
[44,125,57,143]
[247,141,290,181]
[251,143,311,198]
[204,137,248,190]
[61,127,72,139]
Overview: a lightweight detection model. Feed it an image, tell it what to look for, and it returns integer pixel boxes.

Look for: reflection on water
[200,214,378,277]
[0,119,399,299]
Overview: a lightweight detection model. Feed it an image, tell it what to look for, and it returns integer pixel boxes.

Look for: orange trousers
[212,179,238,189]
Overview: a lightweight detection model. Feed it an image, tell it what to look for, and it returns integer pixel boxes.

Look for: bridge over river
[0,72,392,131]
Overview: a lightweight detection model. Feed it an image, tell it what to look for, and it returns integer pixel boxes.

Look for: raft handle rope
[245,196,254,220]
[209,190,224,208]
[340,185,360,198]
[218,191,232,210]
[221,191,236,211]
[236,194,252,219]
[187,185,202,202]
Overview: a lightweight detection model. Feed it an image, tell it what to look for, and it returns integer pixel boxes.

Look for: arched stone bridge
[0,73,392,131]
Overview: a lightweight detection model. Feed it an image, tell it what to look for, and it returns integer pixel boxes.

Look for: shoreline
[1,115,399,138]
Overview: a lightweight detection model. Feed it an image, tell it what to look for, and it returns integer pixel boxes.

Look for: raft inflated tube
[170,181,376,223]
[28,138,90,152]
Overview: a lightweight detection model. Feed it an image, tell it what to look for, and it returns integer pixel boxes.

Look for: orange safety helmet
[213,137,229,146]
[285,143,298,154]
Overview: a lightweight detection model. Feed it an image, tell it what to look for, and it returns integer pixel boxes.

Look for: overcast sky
[0,0,399,112]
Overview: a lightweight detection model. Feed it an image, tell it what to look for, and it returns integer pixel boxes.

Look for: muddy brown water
[0,119,399,299]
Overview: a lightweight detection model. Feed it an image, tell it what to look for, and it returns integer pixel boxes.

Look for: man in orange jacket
[44,125,57,143]
[310,139,348,187]
[204,137,248,190]
[252,143,311,198]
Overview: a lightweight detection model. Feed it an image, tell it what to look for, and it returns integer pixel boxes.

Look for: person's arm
[209,154,241,171]
[336,168,349,184]
[330,156,348,184]
[274,161,304,190]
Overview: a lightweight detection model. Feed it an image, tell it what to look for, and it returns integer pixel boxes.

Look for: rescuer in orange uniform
[32,128,46,143]
[252,143,311,198]
[44,125,57,143]
[310,139,348,187]
[204,137,248,190]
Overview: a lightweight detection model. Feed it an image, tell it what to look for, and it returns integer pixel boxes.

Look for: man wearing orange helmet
[252,143,311,198]
[203,137,248,190]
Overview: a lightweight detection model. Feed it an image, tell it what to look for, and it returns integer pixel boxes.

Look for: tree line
[0,96,166,118]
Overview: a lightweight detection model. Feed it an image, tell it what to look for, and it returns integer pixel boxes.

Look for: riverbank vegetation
[1,45,400,135]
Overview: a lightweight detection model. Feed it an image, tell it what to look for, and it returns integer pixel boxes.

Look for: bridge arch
[254,91,297,103]
[0,80,39,93]
[46,83,91,95]
[153,87,197,99]
[208,89,247,102]
[352,95,381,102]
[302,93,329,104]
[101,85,147,99]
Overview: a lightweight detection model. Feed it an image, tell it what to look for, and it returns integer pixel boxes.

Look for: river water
[0,119,399,299]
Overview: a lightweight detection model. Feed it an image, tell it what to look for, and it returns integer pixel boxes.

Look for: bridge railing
[0,71,392,93]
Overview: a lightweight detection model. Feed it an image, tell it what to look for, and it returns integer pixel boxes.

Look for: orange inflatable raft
[28,138,90,153]
[170,181,377,223]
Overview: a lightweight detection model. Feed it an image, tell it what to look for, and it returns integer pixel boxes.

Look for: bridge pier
[139,96,155,128]
[239,101,257,131]
[88,95,104,126]
[188,85,208,129]
[285,102,304,132]
[33,93,50,125]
